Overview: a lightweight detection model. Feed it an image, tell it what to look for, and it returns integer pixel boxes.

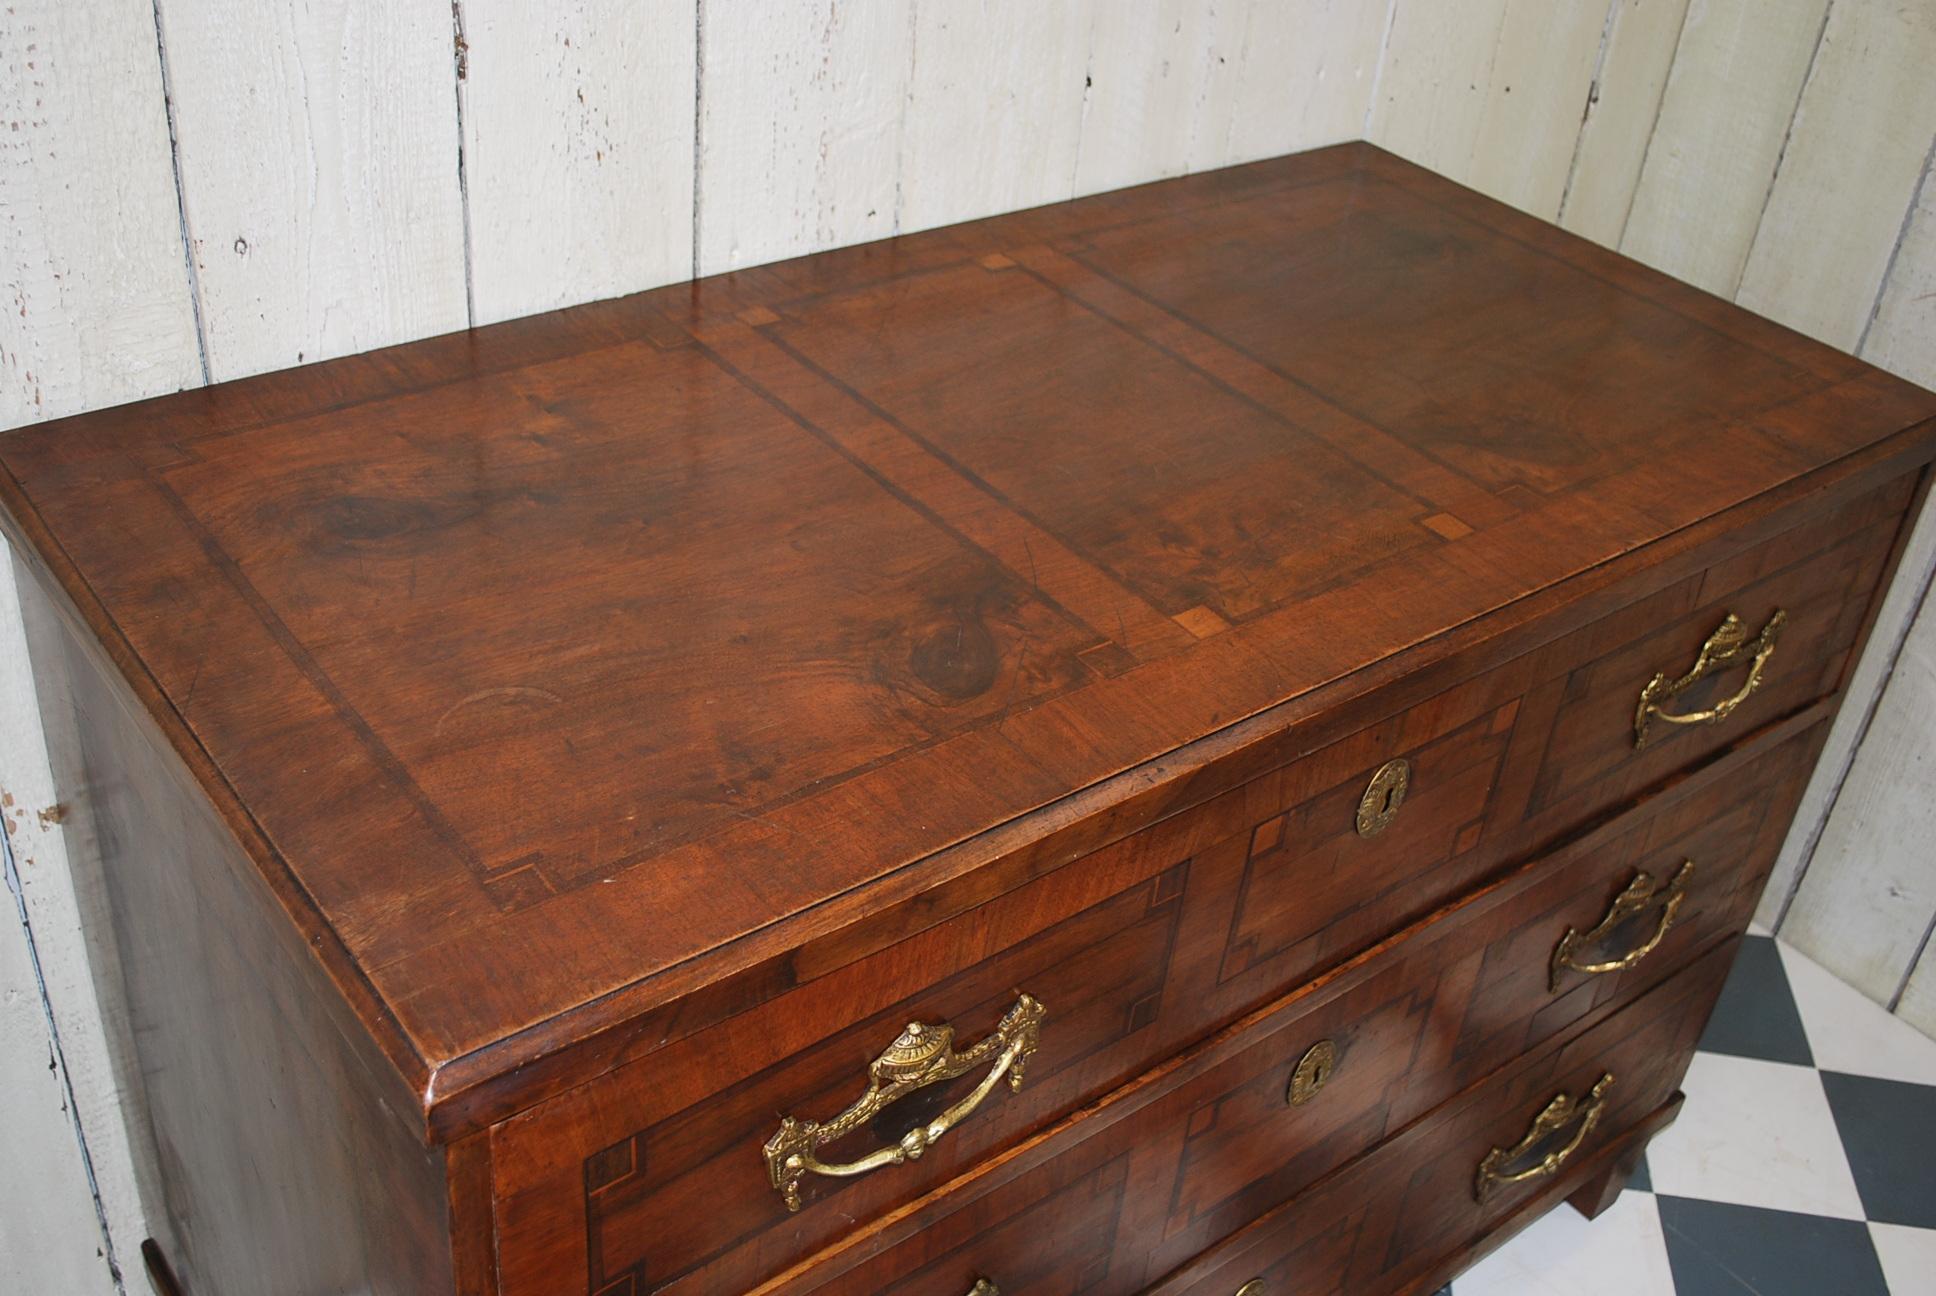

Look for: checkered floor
[1440,932,1936,1296]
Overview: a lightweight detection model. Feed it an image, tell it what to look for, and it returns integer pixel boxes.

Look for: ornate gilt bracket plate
[763,993,1046,1211]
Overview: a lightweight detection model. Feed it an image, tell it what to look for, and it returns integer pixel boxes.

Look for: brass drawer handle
[763,994,1045,1211]
[1550,861,1693,992]
[966,1282,999,1296]
[1474,1073,1614,1203]
[1634,610,1786,749]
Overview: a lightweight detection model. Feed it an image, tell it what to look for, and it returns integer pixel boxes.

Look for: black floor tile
[1629,1149,1650,1193]
[1698,935,1814,1067]
[1821,1069,1936,1229]
[1658,1235,1757,1296]
[1657,1196,1888,1296]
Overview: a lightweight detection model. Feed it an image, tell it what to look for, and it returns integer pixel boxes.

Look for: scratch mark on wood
[432,686,564,739]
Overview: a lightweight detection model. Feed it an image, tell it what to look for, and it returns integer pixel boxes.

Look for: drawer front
[765,1119,1145,1296]
[483,476,1903,1296]
[1207,702,1518,1008]
[1158,940,1735,1296]
[1517,473,1910,822]
[511,860,1193,1296]
[758,728,1813,1296]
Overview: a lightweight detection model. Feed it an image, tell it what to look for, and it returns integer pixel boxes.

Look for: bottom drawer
[1153,939,1734,1296]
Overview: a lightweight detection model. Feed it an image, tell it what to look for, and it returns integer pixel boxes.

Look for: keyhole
[1356,758,1411,837]
[1288,1038,1339,1106]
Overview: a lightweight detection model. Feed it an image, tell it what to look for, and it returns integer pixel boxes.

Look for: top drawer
[1513,473,1910,820]
[481,472,1912,1296]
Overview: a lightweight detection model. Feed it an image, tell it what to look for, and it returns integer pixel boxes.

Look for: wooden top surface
[6,143,1934,1133]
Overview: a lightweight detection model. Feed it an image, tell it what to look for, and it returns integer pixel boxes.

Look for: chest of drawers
[5,143,1934,1296]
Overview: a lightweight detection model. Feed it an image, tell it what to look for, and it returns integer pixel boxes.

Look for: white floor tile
[1646,1051,1867,1220]
[1869,1222,1936,1296]
[1779,939,1936,1086]
[1456,1190,1674,1296]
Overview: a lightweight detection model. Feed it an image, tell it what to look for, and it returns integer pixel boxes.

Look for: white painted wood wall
[2,2,1933,1290]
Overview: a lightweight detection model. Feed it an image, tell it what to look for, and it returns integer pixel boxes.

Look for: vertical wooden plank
[1863,153,1936,390]
[1368,0,1610,218]
[1459,0,1614,217]
[2,553,158,1295]
[0,831,116,1295]
[1367,0,1508,189]
[1766,17,1936,960]
[464,0,696,324]
[1076,0,1390,194]
[1221,0,1391,165]
[1896,930,1936,1039]
[0,7,182,1289]
[154,0,469,382]
[897,0,1095,235]
[1783,585,1936,1006]
[1557,0,1692,247]
[0,0,201,428]
[1073,0,1241,196]
[1619,0,1828,295]
[1736,0,1936,349]
[1763,486,1936,933]
[694,0,907,276]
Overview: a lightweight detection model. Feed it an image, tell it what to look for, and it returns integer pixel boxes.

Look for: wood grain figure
[2,143,1932,1294]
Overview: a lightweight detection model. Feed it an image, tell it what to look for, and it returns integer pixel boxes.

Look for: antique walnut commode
[6,144,1935,1296]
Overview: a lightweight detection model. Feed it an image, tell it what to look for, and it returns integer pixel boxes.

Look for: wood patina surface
[4,143,1934,1144]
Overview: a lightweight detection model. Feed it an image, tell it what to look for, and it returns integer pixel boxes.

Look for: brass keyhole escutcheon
[1287,1039,1338,1107]
[1355,758,1411,837]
